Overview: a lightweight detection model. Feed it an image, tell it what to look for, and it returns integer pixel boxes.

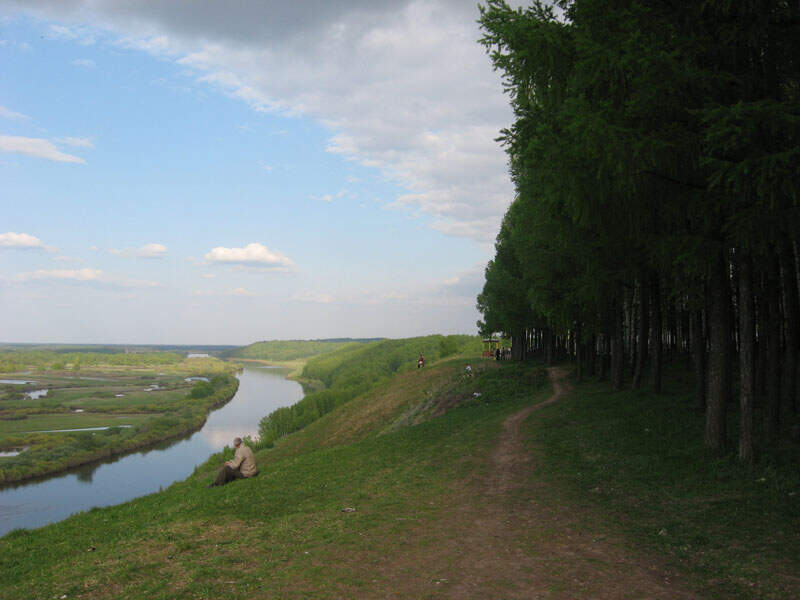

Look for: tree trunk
[780,239,799,419]
[765,249,782,438]
[650,275,663,393]
[611,302,625,390]
[543,328,553,366]
[633,277,649,389]
[705,251,730,453]
[576,322,583,383]
[667,299,677,362]
[598,333,608,381]
[587,333,596,377]
[691,308,706,413]
[682,308,692,370]
[512,332,524,361]
[738,254,756,463]
[756,276,768,400]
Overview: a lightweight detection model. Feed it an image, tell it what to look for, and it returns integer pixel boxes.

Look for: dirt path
[439,367,701,599]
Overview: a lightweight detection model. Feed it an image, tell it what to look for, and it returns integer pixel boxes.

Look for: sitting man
[208,437,258,487]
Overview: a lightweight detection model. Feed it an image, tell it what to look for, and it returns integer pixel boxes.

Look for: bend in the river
[0,366,303,537]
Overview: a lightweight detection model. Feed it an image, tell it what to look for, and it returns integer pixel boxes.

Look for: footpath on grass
[1,354,796,599]
[385,368,699,599]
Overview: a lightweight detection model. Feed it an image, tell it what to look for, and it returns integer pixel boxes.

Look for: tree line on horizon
[476,0,799,461]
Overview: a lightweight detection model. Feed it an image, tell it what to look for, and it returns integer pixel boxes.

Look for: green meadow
[0,353,240,483]
[0,342,796,599]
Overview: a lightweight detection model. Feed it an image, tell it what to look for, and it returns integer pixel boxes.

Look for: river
[0,366,303,537]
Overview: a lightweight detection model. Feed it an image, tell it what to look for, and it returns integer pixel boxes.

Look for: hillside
[223,339,380,362]
[1,348,798,599]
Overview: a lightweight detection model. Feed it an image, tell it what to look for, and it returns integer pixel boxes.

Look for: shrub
[189,381,214,399]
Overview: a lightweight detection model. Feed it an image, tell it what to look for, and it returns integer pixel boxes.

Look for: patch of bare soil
[368,367,703,600]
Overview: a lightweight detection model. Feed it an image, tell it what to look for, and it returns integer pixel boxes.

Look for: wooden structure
[482,338,500,357]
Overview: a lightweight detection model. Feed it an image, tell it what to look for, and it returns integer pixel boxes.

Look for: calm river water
[0,366,303,537]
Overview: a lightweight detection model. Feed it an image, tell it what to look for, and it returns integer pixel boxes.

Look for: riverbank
[229,357,309,383]
[1,356,797,599]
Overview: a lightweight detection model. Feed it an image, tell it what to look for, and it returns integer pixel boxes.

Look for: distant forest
[0,344,238,355]
[476,1,799,461]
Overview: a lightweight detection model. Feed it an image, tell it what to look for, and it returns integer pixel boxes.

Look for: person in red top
[417,354,425,369]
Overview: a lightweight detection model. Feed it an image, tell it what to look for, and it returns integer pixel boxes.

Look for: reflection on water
[0,366,302,536]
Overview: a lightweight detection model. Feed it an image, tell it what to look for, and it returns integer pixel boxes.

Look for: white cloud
[292,291,336,304]
[228,287,253,296]
[110,242,168,258]
[13,267,163,288]
[200,273,216,279]
[0,135,86,163]
[194,287,255,297]
[16,268,103,282]
[0,232,46,249]
[439,263,485,298]
[53,255,80,262]
[56,136,94,148]
[47,23,96,45]
[310,194,333,202]
[204,242,294,269]
[70,58,95,68]
[4,0,514,241]
[0,105,29,120]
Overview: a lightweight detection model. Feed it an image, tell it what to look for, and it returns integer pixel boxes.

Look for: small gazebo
[482,338,500,358]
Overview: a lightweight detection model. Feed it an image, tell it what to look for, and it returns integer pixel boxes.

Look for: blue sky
[0,2,514,344]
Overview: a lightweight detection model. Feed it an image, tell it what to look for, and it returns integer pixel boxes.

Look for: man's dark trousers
[212,465,244,486]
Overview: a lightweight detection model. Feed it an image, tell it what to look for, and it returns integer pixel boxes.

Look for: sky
[0,1,516,345]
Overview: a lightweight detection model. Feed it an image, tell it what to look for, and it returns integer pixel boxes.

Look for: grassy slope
[1,357,532,599]
[1,357,797,599]
[224,340,360,362]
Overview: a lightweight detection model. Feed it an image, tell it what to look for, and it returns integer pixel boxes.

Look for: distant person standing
[418,353,425,369]
[208,437,258,487]
[495,348,501,361]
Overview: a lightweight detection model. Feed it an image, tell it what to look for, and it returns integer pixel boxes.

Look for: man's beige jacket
[230,444,258,477]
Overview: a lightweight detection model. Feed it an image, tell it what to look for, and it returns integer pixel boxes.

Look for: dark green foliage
[478,0,800,453]
[188,381,214,399]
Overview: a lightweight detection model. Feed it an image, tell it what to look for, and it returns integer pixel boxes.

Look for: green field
[0,355,240,483]
[0,414,149,435]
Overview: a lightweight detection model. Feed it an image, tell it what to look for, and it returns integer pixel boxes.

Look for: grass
[524,371,800,600]
[0,354,796,599]
[0,357,535,599]
[0,413,150,435]
[225,340,361,362]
